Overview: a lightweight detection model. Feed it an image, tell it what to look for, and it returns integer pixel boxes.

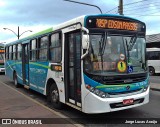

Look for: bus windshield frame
[83,31,147,76]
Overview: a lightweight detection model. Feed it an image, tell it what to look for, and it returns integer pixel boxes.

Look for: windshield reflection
[84,34,146,75]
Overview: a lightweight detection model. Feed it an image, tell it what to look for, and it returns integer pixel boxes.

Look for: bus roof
[84,14,143,23]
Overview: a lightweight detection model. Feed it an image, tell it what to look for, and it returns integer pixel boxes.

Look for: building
[146,33,160,48]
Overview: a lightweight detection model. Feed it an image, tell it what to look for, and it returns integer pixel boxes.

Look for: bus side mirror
[82,35,89,49]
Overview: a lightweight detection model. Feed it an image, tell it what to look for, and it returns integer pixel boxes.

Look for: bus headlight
[85,85,109,98]
[142,85,149,92]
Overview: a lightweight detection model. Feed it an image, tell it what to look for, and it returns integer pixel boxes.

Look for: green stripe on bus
[28,27,53,38]
[29,62,51,69]
[6,62,22,69]
[95,84,133,88]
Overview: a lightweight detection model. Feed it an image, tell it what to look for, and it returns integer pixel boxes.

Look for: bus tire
[49,84,62,109]
[149,67,155,76]
[13,72,19,88]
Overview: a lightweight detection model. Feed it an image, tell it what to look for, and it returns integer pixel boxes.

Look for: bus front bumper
[83,86,150,114]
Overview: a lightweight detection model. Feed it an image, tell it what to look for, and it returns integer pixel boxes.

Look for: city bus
[0,43,5,73]
[147,48,160,75]
[5,14,149,114]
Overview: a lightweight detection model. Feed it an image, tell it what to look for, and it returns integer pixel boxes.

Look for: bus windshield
[84,33,146,75]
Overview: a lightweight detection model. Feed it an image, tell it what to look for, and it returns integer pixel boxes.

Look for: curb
[150,88,160,92]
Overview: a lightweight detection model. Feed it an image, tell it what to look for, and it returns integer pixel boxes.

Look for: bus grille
[110,98,144,109]
[90,73,147,85]
[108,88,142,95]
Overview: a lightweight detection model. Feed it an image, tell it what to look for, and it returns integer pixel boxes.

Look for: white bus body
[147,48,160,75]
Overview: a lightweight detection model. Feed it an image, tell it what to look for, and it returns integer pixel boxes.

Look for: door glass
[69,34,74,99]
[24,44,29,85]
[75,35,81,102]
[67,32,81,103]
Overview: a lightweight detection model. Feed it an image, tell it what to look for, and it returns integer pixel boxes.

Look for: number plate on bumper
[123,99,134,105]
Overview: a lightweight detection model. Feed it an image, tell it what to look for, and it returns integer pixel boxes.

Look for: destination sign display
[96,19,138,31]
[0,50,4,53]
[86,17,145,32]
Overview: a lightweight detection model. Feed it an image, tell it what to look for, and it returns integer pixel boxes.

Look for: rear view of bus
[82,15,149,113]
[0,44,5,73]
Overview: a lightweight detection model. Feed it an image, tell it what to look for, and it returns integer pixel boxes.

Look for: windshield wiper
[128,35,137,51]
[98,32,107,56]
[125,39,130,63]
[98,32,107,71]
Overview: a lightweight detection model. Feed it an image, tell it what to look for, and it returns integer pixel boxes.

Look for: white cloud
[1,0,160,42]
[0,0,6,6]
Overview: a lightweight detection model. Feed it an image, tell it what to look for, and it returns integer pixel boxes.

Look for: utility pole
[118,0,123,15]
[18,26,20,39]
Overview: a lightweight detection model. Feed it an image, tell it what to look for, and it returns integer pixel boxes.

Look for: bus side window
[13,45,17,60]
[39,36,48,61]
[30,39,37,61]
[49,33,62,62]
[5,47,9,60]
[17,44,22,60]
[9,46,13,60]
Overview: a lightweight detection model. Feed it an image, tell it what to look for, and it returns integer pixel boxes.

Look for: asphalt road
[0,74,160,127]
[150,74,160,84]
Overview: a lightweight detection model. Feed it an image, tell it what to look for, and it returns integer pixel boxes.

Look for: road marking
[0,80,84,127]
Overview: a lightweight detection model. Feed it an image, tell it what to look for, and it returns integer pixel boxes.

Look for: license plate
[123,99,134,105]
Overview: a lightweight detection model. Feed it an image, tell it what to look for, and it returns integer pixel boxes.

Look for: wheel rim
[149,68,154,75]
[51,89,59,103]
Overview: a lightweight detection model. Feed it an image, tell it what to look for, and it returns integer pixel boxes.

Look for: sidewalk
[0,81,81,127]
[150,82,160,91]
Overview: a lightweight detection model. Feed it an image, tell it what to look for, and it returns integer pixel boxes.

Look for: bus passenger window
[17,44,22,60]
[30,39,37,61]
[39,36,48,60]
[50,33,61,62]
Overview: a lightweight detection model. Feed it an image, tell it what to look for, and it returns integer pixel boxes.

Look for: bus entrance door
[64,31,82,108]
[22,43,29,87]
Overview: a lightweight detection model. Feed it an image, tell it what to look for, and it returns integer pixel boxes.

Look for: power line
[105,0,160,17]
[125,7,160,15]
[124,1,160,9]
[125,10,160,17]
[123,0,149,6]
[124,4,160,15]
[105,0,149,14]
[124,1,160,11]
[105,6,118,13]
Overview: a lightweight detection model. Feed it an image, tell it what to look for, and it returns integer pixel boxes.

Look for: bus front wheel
[49,84,62,109]
[149,67,155,76]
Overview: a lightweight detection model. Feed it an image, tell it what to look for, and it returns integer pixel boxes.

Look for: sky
[0,0,160,43]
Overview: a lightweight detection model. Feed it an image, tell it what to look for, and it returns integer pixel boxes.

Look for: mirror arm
[82,27,89,34]
[81,27,89,59]
[81,50,89,59]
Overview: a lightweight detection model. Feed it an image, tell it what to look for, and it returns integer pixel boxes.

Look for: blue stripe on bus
[5,61,49,94]
[83,74,149,93]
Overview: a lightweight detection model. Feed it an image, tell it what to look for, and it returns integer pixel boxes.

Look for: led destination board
[86,17,145,32]
[0,50,4,53]
[96,19,138,31]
